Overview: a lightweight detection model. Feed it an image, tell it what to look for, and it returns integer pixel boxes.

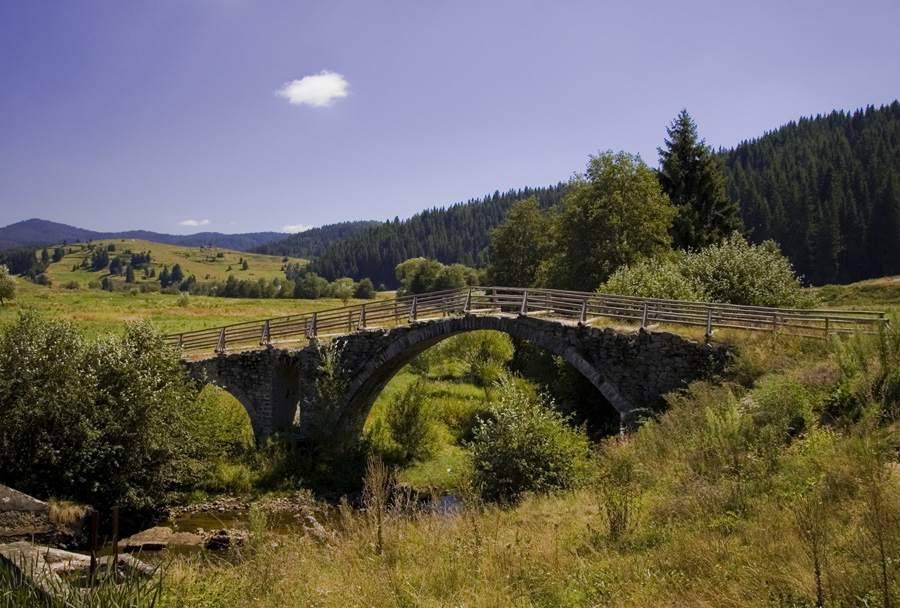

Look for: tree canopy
[540,151,676,291]
[487,197,550,288]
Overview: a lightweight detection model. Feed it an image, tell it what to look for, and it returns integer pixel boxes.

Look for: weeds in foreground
[0,558,161,608]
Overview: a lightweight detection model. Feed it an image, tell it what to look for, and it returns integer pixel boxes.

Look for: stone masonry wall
[186,315,728,452]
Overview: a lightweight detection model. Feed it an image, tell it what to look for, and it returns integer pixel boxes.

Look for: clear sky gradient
[2,0,898,235]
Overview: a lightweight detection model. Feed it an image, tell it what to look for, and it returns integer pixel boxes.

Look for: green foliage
[468,377,590,503]
[293,272,331,299]
[330,277,354,303]
[411,331,514,387]
[599,254,704,301]
[0,312,214,509]
[354,278,376,299]
[540,151,676,291]
[487,197,551,287]
[599,234,815,307]
[385,380,438,461]
[0,264,15,305]
[395,257,481,296]
[680,234,814,307]
[596,435,641,540]
[315,342,347,405]
[658,109,742,250]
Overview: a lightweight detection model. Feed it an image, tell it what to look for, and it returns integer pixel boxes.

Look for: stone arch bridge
[174,286,881,454]
[185,314,725,453]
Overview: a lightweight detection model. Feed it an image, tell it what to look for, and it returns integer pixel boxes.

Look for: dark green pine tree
[658,109,743,250]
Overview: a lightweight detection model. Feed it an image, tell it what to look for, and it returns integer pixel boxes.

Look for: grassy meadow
[0,240,391,337]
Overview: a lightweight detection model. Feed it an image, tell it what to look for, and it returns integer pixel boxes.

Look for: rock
[204,528,247,550]
[0,485,50,513]
[123,526,173,552]
[169,532,203,548]
[302,515,335,545]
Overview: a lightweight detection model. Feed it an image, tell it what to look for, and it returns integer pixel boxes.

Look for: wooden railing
[164,286,888,355]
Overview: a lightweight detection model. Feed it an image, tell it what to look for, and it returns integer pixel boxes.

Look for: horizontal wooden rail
[164,286,888,356]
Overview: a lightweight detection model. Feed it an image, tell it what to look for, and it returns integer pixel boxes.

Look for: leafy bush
[385,380,437,461]
[0,312,215,509]
[598,234,817,308]
[468,377,590,503]
[680,234,816,307]
[600,254,704,301]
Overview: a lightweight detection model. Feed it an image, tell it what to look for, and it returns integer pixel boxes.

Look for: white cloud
[275,70,349,107]
[282,224,314,233]
[179,219,211,227]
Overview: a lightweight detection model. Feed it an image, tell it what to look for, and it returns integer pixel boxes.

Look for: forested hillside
[307,185,566,288]
[249,220,381,258]
[0,219,286,252]
[721,102,900,285]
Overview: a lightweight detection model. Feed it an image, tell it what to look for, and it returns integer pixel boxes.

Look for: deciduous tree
[541,151,676,291]
[488,197,550,287]
[0,265,16,305]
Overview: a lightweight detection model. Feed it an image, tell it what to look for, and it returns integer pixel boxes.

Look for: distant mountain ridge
[0,218,291,252]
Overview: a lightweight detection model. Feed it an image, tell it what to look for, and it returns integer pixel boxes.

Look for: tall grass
[0,558,161,608]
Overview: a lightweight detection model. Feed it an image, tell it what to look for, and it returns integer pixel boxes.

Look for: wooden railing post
[409,297,418,322]
[216,328,227,353]
[464,287,472,314]
[705,308,713,340]
[641,302,648,329]
[89,510,99,585]
[259,320,271,346]
[824,316,829,338]
[520,290,529,316]
[177,334,183,348]
[112,506,119,566]
[358,304,367,330]
[772,313,778,335]
[579,298,588,324]
[306,313,318,339]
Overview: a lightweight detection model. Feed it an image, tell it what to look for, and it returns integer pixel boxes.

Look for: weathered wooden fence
[164,286,887,355]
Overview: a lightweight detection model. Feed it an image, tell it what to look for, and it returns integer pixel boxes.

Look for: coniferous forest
[720,102,900,285]
[306,185,566,288]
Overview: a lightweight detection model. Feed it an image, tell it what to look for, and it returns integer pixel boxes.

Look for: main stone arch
[186,315,726,453]
[323,316,636,453]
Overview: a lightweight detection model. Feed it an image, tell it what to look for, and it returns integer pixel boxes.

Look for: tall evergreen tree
[658,109,743,250]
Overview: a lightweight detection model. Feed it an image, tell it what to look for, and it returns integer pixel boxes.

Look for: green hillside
[44,238,304,286]
[720,101,900,285]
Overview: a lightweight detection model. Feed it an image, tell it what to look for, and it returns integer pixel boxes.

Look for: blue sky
[1,0,898,235]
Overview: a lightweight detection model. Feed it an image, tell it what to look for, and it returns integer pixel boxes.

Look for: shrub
[469,377,590,503]
[385,380,437,461]
[680,234,815,307]
[598,234,817,308]
[600,254,705,301]
[0,312,214,509]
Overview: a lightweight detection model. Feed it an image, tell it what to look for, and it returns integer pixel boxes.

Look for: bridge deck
[164,287,888,357]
